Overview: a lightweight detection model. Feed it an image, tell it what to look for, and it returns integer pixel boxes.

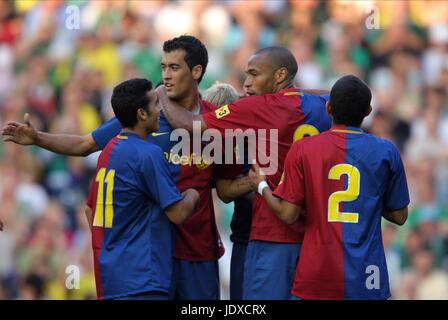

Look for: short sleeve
[272,141,305,206]
[202,96,259,133]
[92,117,123,150]
[139,146,183,210]
[383,143,410,211]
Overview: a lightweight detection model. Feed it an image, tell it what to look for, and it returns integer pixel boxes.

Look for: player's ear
[276,67,288,84]
[137,108,148,121]
[192,65,203,82]
[326,101,332,116]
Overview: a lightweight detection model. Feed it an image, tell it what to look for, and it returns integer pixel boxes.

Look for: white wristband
[257,181,269,195]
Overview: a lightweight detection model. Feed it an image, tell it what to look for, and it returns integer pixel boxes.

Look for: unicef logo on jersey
[164,151,211,169]
[164,121,281,175]
[196,155,213,170]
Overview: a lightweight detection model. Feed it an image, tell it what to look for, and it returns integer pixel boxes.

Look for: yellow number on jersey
[277,124,320,184]
[293,124,319,142]
[328,164,360,223]
[92,168,116,228]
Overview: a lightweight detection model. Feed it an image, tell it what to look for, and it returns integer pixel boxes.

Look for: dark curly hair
[163,35,208,84]
[330,75,372,127]
[111,78,153,128]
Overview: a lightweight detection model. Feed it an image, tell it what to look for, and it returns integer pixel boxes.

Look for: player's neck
[275,81,295,93]
[122,127,148,140]
[332,123,362,130]
[176,90,200,112]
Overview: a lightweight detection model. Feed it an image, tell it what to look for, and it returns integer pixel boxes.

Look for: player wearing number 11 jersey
[252,75,409,299]
[87,79,199,300]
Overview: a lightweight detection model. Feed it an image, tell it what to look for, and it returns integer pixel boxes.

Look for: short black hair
[254,46,298,83]
[330,75,372,127]
[111,78,153,128]
[163,35,208,84]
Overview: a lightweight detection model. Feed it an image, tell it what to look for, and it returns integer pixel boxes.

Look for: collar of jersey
[118,131,140,139]
[280,87,302,96]
[331,125,364,134]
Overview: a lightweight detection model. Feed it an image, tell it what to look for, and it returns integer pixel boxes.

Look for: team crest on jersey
[196,156,211,170]
[215,105,230,119]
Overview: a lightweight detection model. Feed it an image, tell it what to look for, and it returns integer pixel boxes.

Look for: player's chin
[166,91,178,99]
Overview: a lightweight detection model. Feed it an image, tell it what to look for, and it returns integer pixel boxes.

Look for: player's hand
[155,85,169,108]
[2,113,38,145]
[249,164,266,191]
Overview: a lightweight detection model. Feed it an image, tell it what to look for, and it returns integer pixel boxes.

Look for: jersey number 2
[328,164,360,223]
[93,168,115,228]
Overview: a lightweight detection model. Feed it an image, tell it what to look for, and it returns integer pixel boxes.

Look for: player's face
[145,90,161,132]
[243,55,276,96]
[162,49,196,101]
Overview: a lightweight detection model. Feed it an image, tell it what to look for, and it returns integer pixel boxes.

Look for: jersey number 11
[93,168,116,228]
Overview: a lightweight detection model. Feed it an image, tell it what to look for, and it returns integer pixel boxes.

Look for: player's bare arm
[216,176,253,204]
[156,85,206,133]
[165,188,200,225]
[2,113,99,156]
[382,207,408,226]
[249,164,300,224]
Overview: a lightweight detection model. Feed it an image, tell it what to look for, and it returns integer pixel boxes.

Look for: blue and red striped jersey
[92,100,232,261]
[202,89,331,243]
[273,126,410,299]
[87,132,182,300]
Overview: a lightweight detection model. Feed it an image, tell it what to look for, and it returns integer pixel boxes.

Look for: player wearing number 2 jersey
[159,47,332,299]
[87,79,199,300]
[251,75,409,299]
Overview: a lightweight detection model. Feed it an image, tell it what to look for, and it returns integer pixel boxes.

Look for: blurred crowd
[0,0,448,300]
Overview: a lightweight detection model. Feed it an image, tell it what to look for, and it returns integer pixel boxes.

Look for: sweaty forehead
[247,54,274,73]
[162,49,187,65]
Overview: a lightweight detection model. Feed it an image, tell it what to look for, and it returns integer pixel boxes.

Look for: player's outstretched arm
[248,164,300,224]
[156,86,206,133]
[2,113,99,156]
[165,189,200,225]
[216,176,253,203]
[383,207,408,226]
